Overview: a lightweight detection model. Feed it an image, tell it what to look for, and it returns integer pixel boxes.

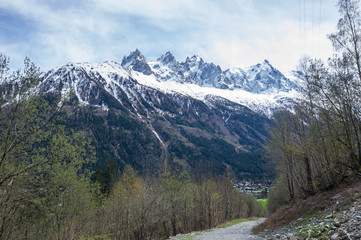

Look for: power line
[312,0,315,56]
[298,0,323,59]
[299,0,302,57]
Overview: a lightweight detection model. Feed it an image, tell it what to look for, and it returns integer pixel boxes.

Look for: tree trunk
[304,155,314,194]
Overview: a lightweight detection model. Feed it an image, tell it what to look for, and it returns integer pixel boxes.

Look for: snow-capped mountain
[118,50,302,117]
[41,50,303,118]
[31,49,304,178]
[147,50,300,92]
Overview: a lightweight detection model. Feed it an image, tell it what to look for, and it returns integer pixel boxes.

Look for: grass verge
[257,198,268,209]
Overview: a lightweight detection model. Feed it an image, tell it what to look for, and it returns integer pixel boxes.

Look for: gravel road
[170,218,265,240]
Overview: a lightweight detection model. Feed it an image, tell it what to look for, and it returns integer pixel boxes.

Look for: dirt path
[170,219,265,240]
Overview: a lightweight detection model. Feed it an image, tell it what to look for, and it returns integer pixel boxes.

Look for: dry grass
[252,179,361,234]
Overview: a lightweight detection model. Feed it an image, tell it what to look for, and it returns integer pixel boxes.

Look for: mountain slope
[34,50,303,178]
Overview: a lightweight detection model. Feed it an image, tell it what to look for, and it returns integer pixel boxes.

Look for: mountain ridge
[43,49,303,118]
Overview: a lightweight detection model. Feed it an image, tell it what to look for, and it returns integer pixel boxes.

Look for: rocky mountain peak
[121,49,152,75]
[261,59,277,71]
[248,59,273,72]
[158,51,177,65]
[243,60,298,93]
[263,59,271,65]
[121,49,145,66]
[186,55,203,64]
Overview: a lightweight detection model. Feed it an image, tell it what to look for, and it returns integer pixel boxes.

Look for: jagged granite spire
[121,49,152,75]
[244,59,297,93]
[157,51,177,65]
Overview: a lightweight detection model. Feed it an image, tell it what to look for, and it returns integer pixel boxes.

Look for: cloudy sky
[0,0,339,72]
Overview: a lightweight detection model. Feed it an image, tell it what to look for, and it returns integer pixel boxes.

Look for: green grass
[257,198,268,209]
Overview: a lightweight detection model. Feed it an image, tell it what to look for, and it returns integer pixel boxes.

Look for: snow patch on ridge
[130,71,302,117]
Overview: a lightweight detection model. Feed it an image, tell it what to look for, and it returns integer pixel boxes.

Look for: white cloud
[200,20,337,71]
[0,0,340,71]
